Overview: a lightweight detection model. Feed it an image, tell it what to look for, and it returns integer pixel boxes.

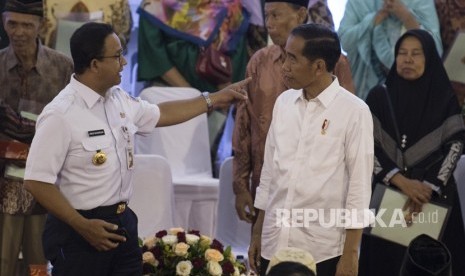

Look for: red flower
[155,230,167,238]
[211,239,224,253]
[221,261,235,275]
[192,257,205,269]
[188,230,201,237]
[151,245,163,259]
[177,232,187,243]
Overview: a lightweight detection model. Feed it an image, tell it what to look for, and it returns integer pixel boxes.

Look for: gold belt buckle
[116,203,126,214]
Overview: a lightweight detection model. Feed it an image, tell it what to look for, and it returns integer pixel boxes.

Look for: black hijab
[369,29,461,147]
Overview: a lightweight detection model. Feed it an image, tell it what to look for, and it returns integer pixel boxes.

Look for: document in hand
[444,31,465,83]
[367,184,450,247]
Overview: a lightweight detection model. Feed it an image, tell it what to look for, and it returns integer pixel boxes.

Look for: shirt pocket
[309,135,343,171]
[68,136,115,174]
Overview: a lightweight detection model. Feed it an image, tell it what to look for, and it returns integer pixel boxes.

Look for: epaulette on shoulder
[123,90,140,102]
[45,93,75,114]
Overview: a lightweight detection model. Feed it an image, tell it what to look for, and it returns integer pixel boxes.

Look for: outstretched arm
[156,78,251,127]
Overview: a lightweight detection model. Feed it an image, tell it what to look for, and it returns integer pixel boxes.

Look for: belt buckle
[116,203,126,214]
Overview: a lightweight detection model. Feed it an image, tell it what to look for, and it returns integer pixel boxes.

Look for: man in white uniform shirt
[23,22,249,275]
[248,24,374,276]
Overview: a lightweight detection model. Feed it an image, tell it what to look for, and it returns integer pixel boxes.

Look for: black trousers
[260,255,340,276]
[42,207,141,276]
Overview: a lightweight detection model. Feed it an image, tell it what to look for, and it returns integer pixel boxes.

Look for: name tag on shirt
[88,129,105,137]
[126,146,134,170]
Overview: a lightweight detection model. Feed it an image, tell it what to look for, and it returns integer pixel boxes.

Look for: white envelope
[444,32,465,83]
[369,184,450,247]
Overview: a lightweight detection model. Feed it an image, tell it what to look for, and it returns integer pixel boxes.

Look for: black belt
[77,202,127,217]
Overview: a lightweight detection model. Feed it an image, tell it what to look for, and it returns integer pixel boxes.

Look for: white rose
[207,261,223,276]
[143,236,157,250]
[169,227,185,235]
[185,234,200,245]
[233,266,240,276]
[205,249,224,262]
[199,235,212,248]
[173,242,190,257]
[161,234,178,245]
[176,260,193,276]
[229,252,236,263]
[142,252,158,267]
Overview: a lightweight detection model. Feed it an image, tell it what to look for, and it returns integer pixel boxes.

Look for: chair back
[130,154,174,238]
[135,87,213,178]
[216,157,251,257]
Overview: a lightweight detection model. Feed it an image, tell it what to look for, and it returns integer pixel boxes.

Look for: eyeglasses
[95,49,125,65]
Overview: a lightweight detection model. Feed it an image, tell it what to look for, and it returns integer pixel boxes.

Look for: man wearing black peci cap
[0,0,73,274]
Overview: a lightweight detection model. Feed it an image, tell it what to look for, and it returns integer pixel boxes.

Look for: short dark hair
[267,261,316,276]
[290,23,341,72]
[70,22,114,74]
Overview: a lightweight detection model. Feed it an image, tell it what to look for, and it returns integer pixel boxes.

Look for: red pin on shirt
[321,119,330,135]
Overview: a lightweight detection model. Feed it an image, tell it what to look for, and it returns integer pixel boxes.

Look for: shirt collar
[294,77,340,108]
[271,45,286,63]
[5,39,46,74]
[70,75,105,109]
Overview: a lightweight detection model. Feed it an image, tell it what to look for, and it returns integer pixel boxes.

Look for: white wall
[328,0,348,31]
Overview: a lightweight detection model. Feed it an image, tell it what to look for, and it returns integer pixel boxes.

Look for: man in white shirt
[23,22,249,275]
[248,23,374,276]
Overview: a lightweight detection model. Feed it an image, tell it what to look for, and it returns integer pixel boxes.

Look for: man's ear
[90,58,100,72]
[298,6,308,24]
[38,17,46,37]
[315,59,327,74]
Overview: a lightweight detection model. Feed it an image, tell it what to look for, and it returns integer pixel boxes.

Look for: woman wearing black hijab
[359,29,465,276]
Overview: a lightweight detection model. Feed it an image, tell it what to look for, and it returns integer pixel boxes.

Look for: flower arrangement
[141,227,247,276]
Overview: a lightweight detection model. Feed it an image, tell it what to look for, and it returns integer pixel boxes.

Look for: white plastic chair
[54,11,103,57]
[216,157,251,258]
[453,154,465,228]
[135,87,219,236]
[130,154,175,238]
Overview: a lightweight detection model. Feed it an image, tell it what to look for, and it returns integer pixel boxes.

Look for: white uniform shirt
[24,76,160,210]
[254,78,374,262]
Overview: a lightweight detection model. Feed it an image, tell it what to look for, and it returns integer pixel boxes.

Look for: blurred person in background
[360,29,465,276]
[338,0,443,100]
[435,0,465,119]
[0,0,73,275]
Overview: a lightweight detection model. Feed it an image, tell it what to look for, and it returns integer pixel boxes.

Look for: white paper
[4,164,25,181]
[370,186,449,247]
[444,32,465,83]
[20,111,38,122]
